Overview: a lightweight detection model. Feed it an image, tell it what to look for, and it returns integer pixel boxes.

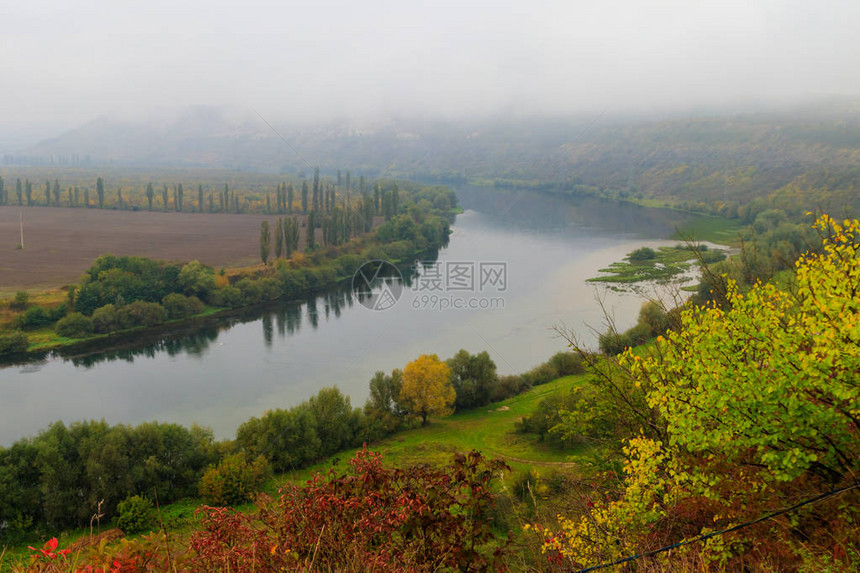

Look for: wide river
[0,186,701,446]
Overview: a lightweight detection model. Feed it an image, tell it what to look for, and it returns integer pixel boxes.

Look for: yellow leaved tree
[542,215,860,570]
[400,354,456,426]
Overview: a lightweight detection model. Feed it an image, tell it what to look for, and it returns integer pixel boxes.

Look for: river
[0,186,702,445]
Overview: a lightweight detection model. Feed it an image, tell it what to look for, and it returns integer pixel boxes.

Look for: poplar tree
[287,183,294,213]
[313,166,320,212]
[45,180,51,205]
[96,177,105,208]
[260,221,271,265]
[198,185,204,213]
[301,181,309,213]
[306,211,315,250]
[146,183,154,210]
[274,217,284,258]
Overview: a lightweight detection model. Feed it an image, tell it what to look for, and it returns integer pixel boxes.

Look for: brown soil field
[0,206,301,292]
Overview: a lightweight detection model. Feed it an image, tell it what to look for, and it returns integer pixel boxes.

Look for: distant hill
[9,102,860,213]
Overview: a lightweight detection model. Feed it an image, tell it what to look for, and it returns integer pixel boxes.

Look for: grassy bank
[0,372,586,564]
[279,373,589,485]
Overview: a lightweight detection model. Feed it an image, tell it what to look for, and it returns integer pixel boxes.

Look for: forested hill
[10,101,860,215]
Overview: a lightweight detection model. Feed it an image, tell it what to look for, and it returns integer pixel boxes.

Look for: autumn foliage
[190,448,509,572]
[21,449,509,572]
[400,353,456,425]
[541,215,860,570]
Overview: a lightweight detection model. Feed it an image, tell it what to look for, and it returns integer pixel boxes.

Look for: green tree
[199,453,269,506]
[96,177,105,208]
[274,217,284,258]
[178,260,216,300]
[162,184,168,212]
[15,178,22,206]
[306,212,315,250]
[55,312,93,338]
[446,349,498,410]
[400,354,455,426]
[145,183,154,210]
[116,495,154,534]
[301,180,309,213]
[363,369,406,435]
[287,183,294,213]
[260,220,271,265]
[308,387,358,456]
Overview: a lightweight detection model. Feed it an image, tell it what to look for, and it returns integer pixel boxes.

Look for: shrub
[210,286,243,308]
[92,304,120,333]
[47,303,67,322]
[55,312,94,338]
[199,453,269,506]
[116,495,155,534]
[10,291,29,310]
[628,247,656,261]
[189,449,509,571]
[598,328,632,356]
[547,351,586,377]
[490,374,527,402]
[16,305,51,329]
[0,331,28,355]
[117,301,168,328]
[162,293,204,319]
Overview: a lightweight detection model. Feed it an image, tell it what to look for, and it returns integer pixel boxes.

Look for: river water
[0,186,700,445]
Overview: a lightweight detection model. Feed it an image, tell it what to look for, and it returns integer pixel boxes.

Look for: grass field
[276,373,589,487]
[672,214,743,244]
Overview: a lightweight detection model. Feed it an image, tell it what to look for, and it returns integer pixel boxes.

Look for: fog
[1,0,859,140]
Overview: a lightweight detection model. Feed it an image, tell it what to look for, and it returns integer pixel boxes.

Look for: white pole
[19,211,24,249]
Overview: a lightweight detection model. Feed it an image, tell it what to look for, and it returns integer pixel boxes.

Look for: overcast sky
[1,0,859,136]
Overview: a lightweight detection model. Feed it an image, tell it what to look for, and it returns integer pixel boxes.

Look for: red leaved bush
[189,448,510,572]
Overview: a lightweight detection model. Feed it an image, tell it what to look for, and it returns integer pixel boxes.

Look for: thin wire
[254,110,314,170]
[575,479,860,573]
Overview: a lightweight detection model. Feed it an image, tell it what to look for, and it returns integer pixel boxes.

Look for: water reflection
[0,185,705,446]
[68,327,221,368]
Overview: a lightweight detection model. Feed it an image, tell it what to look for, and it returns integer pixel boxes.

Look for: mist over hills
[8,101,860,210]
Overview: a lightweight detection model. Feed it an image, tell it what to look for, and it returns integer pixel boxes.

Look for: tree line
[0,183,456,352]
[0,345,582,542]
[0,169,424,217]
